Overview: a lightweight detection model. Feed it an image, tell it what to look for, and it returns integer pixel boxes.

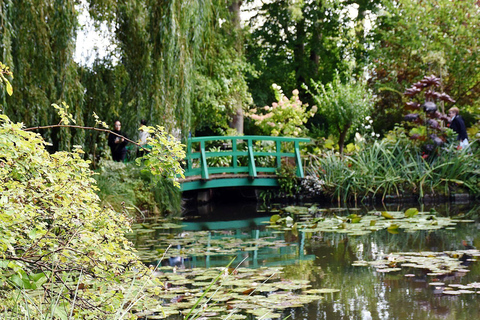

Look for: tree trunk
[228,0,244,134]
[294,18,306,89]
[338,124,351,155]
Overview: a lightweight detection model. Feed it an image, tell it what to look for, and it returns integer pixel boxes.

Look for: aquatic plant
[306,138,480,202]
[268,205,474,236]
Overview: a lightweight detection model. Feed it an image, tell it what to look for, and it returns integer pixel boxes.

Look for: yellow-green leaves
[0,61,13,96]
[92,112,109,129]
[5,80,12,96]
[52,102,76,125]
[0,113,152,318]
[405,208,419,218]
[136,125,185,188]
[381,211,394,219]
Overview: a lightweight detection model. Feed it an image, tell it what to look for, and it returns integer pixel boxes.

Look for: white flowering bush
[247,84,316,137]
[355,116,380,145]
[301,175,325,196]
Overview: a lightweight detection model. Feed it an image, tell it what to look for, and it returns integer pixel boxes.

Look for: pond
[127,200,480,320]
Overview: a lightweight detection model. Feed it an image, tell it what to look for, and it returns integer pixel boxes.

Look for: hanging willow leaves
[0,0,85,151]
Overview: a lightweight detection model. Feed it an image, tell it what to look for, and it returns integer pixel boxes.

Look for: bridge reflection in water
[178,135,310,191]
[129,214,315,270]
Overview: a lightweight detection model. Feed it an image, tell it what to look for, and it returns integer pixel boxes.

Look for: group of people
[108,119,149,162]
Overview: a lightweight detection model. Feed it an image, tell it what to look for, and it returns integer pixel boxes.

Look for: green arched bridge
[178,136,310,191]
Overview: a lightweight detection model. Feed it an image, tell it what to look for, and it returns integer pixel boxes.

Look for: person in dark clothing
[108,120,128,162]
[448,107,469,149]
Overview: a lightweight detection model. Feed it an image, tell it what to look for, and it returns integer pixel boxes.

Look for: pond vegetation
[127,202,480,319]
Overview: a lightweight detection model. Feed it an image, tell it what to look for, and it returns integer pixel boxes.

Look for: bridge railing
[184,136,310,180]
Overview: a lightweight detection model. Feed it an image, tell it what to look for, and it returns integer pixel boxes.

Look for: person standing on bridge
[108,120,129,162]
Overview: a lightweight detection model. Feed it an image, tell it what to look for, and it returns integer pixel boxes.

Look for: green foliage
[192,2,253,135]
[307,139,480,203]
[2,0,241,157]
[245,0,380,108]
[307,75,374,153]
[0,114,156,318]
[0,0,85,150]
[247,84,316,137]
[206,146,233,167]
[371,0,480,134]
[136,125,185,187]
[0,61,13,97]
[277,165,302,198]
[94,161,182,215]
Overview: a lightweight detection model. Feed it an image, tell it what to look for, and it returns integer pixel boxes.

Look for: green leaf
[381,211,394,219]
[405,208,419,218]
[5,80,12,96]
[270,214,281,224]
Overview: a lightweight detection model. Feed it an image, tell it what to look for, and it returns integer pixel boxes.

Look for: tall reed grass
[307,139,480,203]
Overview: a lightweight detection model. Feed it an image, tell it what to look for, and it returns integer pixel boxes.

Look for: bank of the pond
[305,140,480,204]
[94,160,181,215]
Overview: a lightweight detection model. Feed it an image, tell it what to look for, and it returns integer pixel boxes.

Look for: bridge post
[187,139,193,171]
[200,141,209,180]
[276,140,282,168]
[294,141,304,178]
[232,139,238,169]
[247,139,257,177]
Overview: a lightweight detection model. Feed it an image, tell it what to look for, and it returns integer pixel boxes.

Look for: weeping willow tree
[0,0,85,150]
[1,0,249,158]
[84,0,221,142]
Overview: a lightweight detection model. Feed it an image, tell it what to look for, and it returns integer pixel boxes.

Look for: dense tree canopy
[245,0,380,108]
[370,0,480,134]
[0,0,479,152]
[1,0,249,157]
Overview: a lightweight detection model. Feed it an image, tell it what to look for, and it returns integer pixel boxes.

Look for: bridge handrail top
[187,135,310,143]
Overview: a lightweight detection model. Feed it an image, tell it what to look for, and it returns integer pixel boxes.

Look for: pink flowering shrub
[247,84,316,136]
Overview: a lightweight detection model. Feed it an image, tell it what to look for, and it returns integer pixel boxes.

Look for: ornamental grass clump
[306,138,480,203]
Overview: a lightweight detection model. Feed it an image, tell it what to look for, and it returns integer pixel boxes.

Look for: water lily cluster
[247,84,317,137]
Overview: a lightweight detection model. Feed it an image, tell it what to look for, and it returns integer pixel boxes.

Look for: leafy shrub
[95,160,181,215]
[277,165,302,198]
[247,84,316,137]
[0,115,156,318]
[307,74,373,154]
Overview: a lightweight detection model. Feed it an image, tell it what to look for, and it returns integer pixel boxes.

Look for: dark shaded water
[131,200,480,320]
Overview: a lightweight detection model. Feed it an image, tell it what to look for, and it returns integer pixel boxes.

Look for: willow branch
[23,124,148,150]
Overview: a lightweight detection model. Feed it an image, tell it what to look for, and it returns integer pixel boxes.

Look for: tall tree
[192,0,252,136]
[245,0,380,109]
[228,0,246,134]
[86,0,215,139]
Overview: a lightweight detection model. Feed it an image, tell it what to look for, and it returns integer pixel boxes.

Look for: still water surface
[130,200,480,320]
